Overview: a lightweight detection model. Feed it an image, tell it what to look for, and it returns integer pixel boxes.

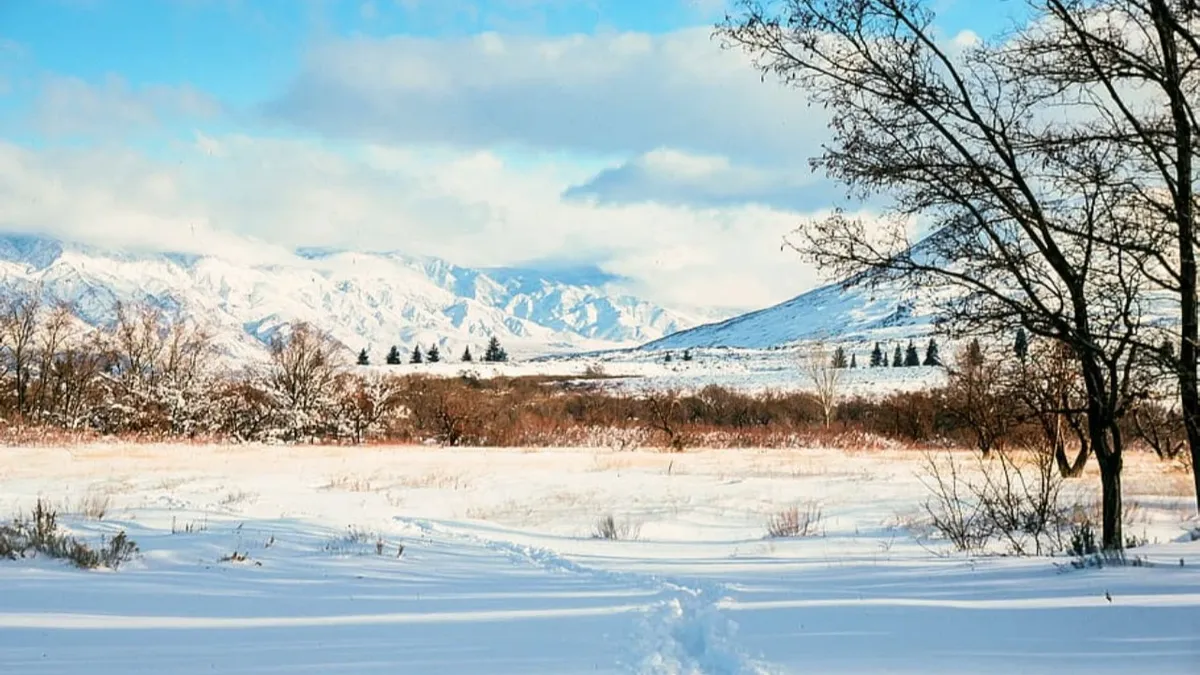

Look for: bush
[765,502,823,538]
[0,500,138,570]
[592,514,640,541]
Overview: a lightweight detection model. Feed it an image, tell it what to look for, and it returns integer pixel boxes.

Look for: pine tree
[892,345,903,367]
[461,346,473,362]
[850,353,857,368]
[923,339,940,366]
[356,348,370,366]
[426,344,440,363]
[681,349,693,362]
[966,338,984,368]
[1014,327,1029,362]
[664,351,673,363]
[385,345,401,365]
[904,341,920,366]
[483,336,508,362]
[870,342,884,367]
[1160,338,1176,364]
[832,346,848,368]
[410,345,423,364]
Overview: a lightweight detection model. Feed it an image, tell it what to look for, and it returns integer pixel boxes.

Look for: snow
[1,444,1197,674]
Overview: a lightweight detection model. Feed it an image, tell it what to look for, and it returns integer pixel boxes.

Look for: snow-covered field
[385,347,945,396]
[1,443,1197,674]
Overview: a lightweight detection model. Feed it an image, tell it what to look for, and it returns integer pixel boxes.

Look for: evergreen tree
[1160,338,1176,364]
[461,346,473,362]
[832,346,848,368]
[410,345,423,364]
[426,344,441,363]
[923,339,941,366]
[356,348,370,366]
[682,349,693,362]
[904,341,921,367]
[870,342,884,367]
[1014,327,1029,362]
[385,345,401,365]
[850,353,857,368]
[664,351,673,363]
[966,338,985,368]
[483,336,508,362]
[892,345,903,367]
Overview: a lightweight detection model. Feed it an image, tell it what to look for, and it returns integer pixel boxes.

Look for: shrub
[765,502,823,538]
[592,514,640,541]
[0,500,138,570]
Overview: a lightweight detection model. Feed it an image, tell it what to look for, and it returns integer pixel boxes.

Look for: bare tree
[266,322,346,441]
[1015,0,1200,513]
[944,343,1013,457]
[805,342,842,428]
[718,0,1158,548]
[0,290,43,418]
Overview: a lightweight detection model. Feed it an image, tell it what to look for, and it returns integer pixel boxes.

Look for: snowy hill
[641,271,934,351]
[0,233,697,360]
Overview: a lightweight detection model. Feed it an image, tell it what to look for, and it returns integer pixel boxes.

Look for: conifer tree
[923,339,941,366]
[966,338,985,368]
[664,351,673,363]
[904,341,920,366]
[385,345,401,365]
[1160,338,1176,365]
[426,344,440,363]
[356,348,370,366]
[892,345,903,367]
[682,349,693,362]
[461,346,473,362]
[410,345,423,364]
[870,342,884,367]
[1014,327,1029,362]
[832,346,848,368]
[850,353,857,368]
[483,336,508,362]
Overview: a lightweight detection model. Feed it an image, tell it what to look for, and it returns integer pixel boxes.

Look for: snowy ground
[377,346,945,396]
[1,444,1197,674]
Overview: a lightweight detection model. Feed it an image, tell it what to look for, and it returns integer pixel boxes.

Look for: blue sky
[0,0,1018,313]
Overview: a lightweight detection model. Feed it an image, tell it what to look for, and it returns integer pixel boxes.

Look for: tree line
[359,337,509,366]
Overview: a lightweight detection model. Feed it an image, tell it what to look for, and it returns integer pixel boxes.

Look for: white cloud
[264,28,828,164]
[0,136,852,312]
[564,148,855,211]
[33,74,221,138]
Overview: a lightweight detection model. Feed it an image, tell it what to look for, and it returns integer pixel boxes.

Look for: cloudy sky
[0,0,1010,316]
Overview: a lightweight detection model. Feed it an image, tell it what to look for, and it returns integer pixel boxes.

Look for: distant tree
[850,353,857,368]
[923,339,940,367]
[831,346,848,369]
[426,344,441,363]
[410,345,423,364]
[892,345,903,368]
[904,341,920,367]
[356,348,370,366]
[385,345,401,365]
[1160,339,1176,366]
[483,336,508,363]
[965,339,985,369]
[870,342,884,367]
[1014,328,1029,363]
[681,349,693,362]
[461,346,473,362]
[664,351,673,363]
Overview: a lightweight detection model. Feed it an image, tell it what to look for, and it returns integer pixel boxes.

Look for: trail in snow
[397,518,778,675]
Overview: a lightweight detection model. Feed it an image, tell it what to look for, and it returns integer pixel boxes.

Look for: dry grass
[592,514,642,541]
[322,475,375,492]
[65,491,111,520]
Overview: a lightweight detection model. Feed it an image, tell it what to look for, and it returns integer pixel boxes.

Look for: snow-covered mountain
[640,271,936,352]
[0,233,697,360]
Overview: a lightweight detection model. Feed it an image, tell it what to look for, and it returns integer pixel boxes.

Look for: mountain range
[0,233,698,361]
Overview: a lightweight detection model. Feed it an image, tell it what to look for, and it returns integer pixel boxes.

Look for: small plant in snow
[765,502,823,538]
[592,514,641,541]
[0,499,138,570]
